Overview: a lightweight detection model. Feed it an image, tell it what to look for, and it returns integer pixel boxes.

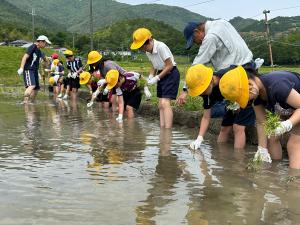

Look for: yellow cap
[79,71,91,85]
[105,70,119,90]
[63,49,73,56]
[53,59,59,66]
[48,76,55,86]
[185,64,213,97]
[219,66,249,109]
[87,51,102,65]
[130,28,152,50]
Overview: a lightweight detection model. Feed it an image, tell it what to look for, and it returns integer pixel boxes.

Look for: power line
[249,5,300,19]
[271,40,300,47]
[181,0,215,8]
[250,41,268,50]
[270,5,300,12]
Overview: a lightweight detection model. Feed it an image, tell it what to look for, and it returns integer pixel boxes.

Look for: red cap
[51,53,59,59]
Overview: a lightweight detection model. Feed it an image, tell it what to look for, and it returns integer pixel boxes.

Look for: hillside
[230,16,300,33]
[0,0,63,32]
[93,18,187,54]
[5,0,208,32]
[229,17,257,31]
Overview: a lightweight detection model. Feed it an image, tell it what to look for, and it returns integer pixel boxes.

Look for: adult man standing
[177,19,255,150]
[17,35,51,103]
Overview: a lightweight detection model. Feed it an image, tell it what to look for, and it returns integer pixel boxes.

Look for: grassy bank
[1,45,299,111]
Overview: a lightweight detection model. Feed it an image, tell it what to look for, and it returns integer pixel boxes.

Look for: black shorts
[62,77,69,87]
[69,77,80,90]
[123,87,142,110]
[23,70,40,90]
[157,67,180,99]
[221,105,255,127]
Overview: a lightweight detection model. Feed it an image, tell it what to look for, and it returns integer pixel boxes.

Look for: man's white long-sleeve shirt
[192,19,253,71]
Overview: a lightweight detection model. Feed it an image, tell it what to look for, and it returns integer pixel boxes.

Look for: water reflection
[20,104,54,160]
[0,97,300,224]
[136,128,183,224]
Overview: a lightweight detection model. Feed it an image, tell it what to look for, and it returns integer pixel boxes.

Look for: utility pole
[263,10,274,67]
[30,8,36,42]
[89,0,93,50]
[72,33,75,49]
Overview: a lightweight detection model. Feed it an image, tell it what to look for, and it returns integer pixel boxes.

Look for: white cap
[36,35,51,44]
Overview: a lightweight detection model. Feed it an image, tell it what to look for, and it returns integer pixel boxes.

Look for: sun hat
[105,70,119,90]
[87,51,102,65]
[130,28,152,50]
[79,72,91,85]
[219,66,249,108]
[185,64,213,97]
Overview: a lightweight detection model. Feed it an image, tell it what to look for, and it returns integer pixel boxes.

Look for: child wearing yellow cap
[220,66,300,169]
[95,70,151,122]
[46,59,64,96]
[185,64,255,150]
[130,28,180,129]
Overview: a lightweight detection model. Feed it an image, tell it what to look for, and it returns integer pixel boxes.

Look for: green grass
[0,46,58,86]
[2,46,299,112]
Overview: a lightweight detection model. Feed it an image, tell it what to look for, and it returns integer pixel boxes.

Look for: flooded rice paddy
[0,96,300,225]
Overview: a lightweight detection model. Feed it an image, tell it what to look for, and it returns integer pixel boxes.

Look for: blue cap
[183,22,199,50]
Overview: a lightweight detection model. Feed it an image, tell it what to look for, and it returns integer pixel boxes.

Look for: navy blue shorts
[211,101,226,118]
[221,105,255,127]
[23,70,40,90]
[123,87,142,110]
[157,67,180,99]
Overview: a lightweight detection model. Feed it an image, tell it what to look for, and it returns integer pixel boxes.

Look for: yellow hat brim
[130,41,145,50]
[236,67,249,108]
[79,73,91,85]
[87,55,102,65]
[106,80,118,90]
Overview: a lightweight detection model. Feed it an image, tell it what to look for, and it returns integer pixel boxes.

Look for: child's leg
[126,105,135,119]
[159,98,173,129]
[232,124,246,149]
[71,88,77,100]
[217,126,232,143]
[110,94,118,112]
[287,134,300,169]
[268,136,282,160]
[29,89,38,103]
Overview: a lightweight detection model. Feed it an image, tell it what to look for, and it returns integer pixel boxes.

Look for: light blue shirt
[192,19,253,71]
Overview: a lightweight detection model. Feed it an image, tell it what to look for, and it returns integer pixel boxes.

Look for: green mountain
[0,0,65,42]
[230,16,300,33]
[5,0,208,32]
[92,18,186,54]
[0,0,63,31]
[229,17,257,31]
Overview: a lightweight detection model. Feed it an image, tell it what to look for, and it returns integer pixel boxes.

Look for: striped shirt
[66,57,83,73]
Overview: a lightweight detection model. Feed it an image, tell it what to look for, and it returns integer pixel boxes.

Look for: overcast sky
[116,0,300,20]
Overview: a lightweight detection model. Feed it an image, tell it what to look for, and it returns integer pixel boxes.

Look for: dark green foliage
[93,18,187,55]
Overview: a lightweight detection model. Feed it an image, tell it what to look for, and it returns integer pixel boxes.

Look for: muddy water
[0,97,300,225]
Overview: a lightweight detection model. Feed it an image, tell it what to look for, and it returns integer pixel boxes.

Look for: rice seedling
[264,110,281,137]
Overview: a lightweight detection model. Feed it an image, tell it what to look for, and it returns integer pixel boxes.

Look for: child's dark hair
[143,39,150,46]
[244,67,258,79]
